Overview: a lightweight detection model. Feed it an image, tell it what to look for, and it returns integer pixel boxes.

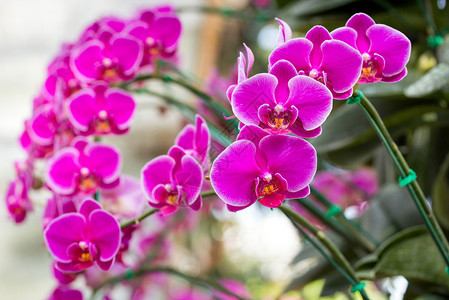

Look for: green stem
[91,266,249,300]
[120,209,159,230]
[355,90,449,267]
[310,186,380,249]
[279,205,370,300]
[175,6,271,22]
[295,198,376,252]
[200,189,217,197]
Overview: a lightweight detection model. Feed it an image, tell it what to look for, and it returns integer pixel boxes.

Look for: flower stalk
[354,90,449,267]
[120,209,159,230]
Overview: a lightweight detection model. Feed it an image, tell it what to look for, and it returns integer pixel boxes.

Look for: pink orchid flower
[211,125,316,211]
[66,84,136,136]
[46,139,121,195]
[48,285,83,300]
[44,199,121,273]
[269,20,363,99]
[332,13,411,83]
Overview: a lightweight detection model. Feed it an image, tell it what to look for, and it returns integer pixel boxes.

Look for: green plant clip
[445,266,449,276]
[398,169,417,187]
[220,8,232,16]
[163,75,172,82]
[427,35,443,48]
[325,205,342,218]
[351,282,366,293]
[125,269,134,279]
[346,91,363,105]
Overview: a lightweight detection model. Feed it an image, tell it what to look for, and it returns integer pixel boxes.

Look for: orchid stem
[310,186,380,249]
[91,266,249,300]
[120,209,159,230]
[175,6,271,22]
[355,90,449,267]
[201,190,217,197]
[279,205,370,300]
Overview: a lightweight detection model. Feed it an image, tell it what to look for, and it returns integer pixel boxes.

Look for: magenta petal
[188,195,202,211]
[71,40,103,81]
[151,184,169,206]
[381,67,407,82]
[237,125,269,168]
[284,186,310,199]
[110,36,143,74]
[175,124,195,150]
[86,144,121,183]
[44,213,86,262]
[276,18,292,45]
[227,197,257,212]
[286,76,332,130]
[89,210,120,261]
[331,27,358,49]
[269,60,298,102]
[78,199,101,219]
[243,43,254,78]
[305,26,332,67]
[152,16,182,47]
[260,135,317,192]
[30,106,55,146]
[67,89,97,131]
[367,24,411,76]
[346,13,376,53]
[269,38,313,71]
[194,115,210,160]
[232,74,277,125]
[105,89,136,129]
[96,258,114,271]
[320,40,362,93]
[291,123,322,138]
[46,149,80,195]
[174,155,203,206]
[141,155,175,199]
[211,140,261,206]
[259,193,285,208]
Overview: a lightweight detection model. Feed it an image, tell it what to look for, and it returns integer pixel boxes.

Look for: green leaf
[431,151,449,230]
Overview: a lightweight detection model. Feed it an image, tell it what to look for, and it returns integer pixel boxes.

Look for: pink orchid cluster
[211,13,410,211]
[6,5,181,223]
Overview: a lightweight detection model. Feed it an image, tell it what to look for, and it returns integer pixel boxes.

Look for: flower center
[164,184,179,206]
[95,110,112,133]
[359,53,384,83]
[78,168,98,193]
[263,106,294,133]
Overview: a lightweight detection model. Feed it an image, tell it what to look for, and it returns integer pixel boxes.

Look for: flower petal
[86,144,121,183]
[105,88,136,130]
[174,155,203,206]
[284,186,310,199]
[110,36,143,75]
[141,155,175,199]
[276,18,292,46]
[70,40,103,82]
[320,40,362,93]
[331,27,358,49]
[346,13,376,53]
[44,213,86,262]
[46,148,80,195]
[66,89,97,132]
[260,135,317,192]
[210,140,261,207]
[290,123,322,138]
[268,38,313,71]
[305,26,332,67]
[152,16,182,47]
[269,60,298,102]
[89,210,121,261]
[237,125,269,168]
[232,74,277,125]
[175,124,195,150]
[286,75,332,130]
[78,199,102,220]
[367,24,411,77]
[30,106,56,146]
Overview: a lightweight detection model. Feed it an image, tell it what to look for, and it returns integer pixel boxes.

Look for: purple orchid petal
[259,193,285,208]
[381,67,407,82]
[331,27,358,49]
[188,195,202,211]
[210,140,261,206]
[70,40,104,82]
[86,143,121,184]
[226,198,257,212]
[366,24,411,77]
[286,75,332,130]
[259,135,316,192]
[96,258,114,271]
[276,18,292,46]
[194,115,210,162]
[284,186,310,199]
[151,184,170,206]
[320,40,362,93]
[105,88,136,130]
[46,148,80,195]
[226,84,236,102]
[66,89,97,132]
[160,205,178,215]
[174,155,203,206]
[88,210,121,261]
[269,38,313,71]
[232,74,277,125]
[44,213,86,263]
[346,13,376,53]
[175,124,195,150]
[305,26,332,67]
[141,155,175,199]
[78,199,101,220]
[30,106,55,146]
[243,43,254,79]
[110,36,143,75]
[152,16,182,47]
[55,260,92,273]
[269,60,298,102]
[49,285,83,300]
[237,125,269,168]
